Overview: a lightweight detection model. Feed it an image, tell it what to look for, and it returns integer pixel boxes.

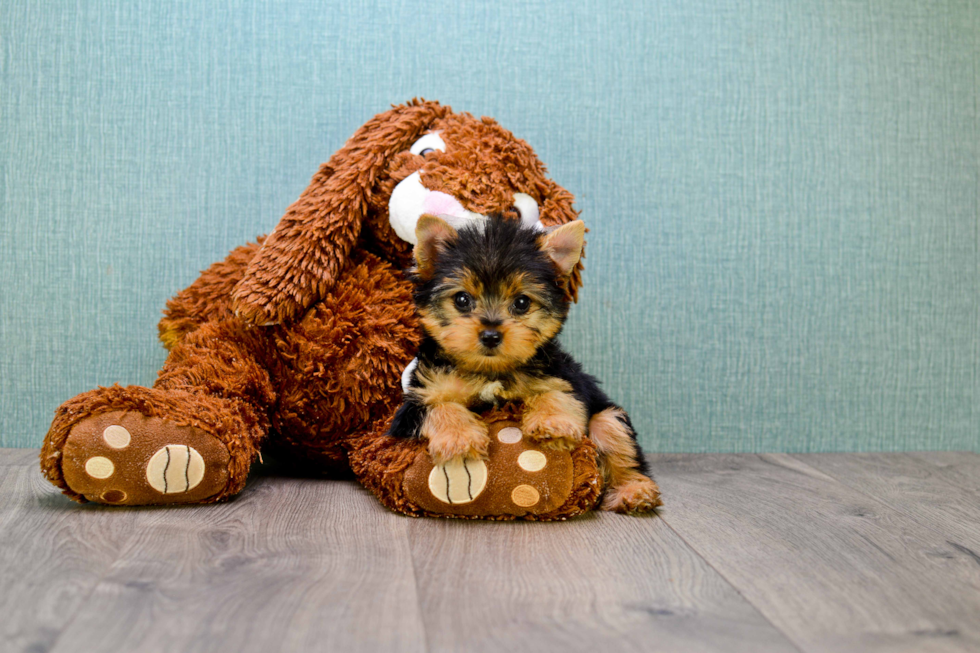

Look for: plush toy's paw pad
[61,410,231,505]
[602,475,662,514]
[427,457,489,505]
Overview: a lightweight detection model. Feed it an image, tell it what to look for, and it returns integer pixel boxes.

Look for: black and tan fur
[389,215,661,513]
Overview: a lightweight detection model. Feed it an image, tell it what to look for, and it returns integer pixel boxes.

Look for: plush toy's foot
[41,385,262,505]
[349,404,604,520]
[408,417,585,517]
[59,410,231,505]
[601,473,662,514]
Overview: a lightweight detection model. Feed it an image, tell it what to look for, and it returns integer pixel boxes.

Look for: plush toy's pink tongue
[422,192,469,219]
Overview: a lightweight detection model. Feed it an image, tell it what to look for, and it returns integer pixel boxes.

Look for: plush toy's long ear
[232,100,451,324]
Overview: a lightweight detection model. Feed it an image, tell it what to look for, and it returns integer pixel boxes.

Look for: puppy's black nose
[479,329,503,349]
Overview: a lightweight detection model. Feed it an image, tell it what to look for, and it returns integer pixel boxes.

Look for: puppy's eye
[453,292,473,311]
[418,148,435,156]
[511,295,531,315]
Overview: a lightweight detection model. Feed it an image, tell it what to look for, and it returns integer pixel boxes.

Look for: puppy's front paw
[524,411,585,451]
[602,474,662,514]
[523,391,587,451]
[422,403,489,464]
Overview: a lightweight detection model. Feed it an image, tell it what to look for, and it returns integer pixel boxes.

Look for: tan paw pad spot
[85,456,115,479]
[517,450,547,472]
[146,445,205,494]
[101,489,127,503]
[428,458,488,505]
[511,484,540,507]
[102,425,131,449]
[497,427,523,444]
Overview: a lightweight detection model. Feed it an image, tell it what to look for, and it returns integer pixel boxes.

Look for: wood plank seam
[649,467,808,653]
[654,521,807,653]
[404,518,434,653]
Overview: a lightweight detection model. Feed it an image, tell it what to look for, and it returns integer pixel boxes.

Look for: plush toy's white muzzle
[388,173,545,245]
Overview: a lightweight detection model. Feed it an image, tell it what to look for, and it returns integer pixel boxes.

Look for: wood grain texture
[651,453,980,653]
[407,513,799,653]
[7,449,980,653]
[908,452,980,496]
[797,452,980,548]
[45,476,427,653]
[0,458,139,653]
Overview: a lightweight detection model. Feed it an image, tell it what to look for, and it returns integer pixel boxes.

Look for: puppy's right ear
[540,219,585,277]
[414,214,457,279]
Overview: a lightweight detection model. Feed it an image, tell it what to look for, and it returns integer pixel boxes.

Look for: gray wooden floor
[2,449,979,653]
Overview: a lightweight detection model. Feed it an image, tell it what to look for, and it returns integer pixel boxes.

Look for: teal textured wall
[2,1,978,452]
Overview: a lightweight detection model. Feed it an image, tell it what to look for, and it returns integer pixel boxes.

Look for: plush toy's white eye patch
[410,132,446,156]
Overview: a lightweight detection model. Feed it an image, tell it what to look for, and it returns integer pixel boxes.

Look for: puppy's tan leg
[523,390,588,451]
[422,402,490,464]
[590,408,662,514]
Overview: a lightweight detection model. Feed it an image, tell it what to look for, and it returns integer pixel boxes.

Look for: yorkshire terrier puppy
[388,215,661,513]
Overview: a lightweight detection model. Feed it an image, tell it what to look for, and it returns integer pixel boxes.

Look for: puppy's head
[412,215,585,374]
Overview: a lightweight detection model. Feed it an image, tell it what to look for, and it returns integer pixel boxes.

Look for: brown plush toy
[39,99,605,519]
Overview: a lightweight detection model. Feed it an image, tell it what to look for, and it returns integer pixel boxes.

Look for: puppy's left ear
[414,214,458,279]
[540,220,585,277]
